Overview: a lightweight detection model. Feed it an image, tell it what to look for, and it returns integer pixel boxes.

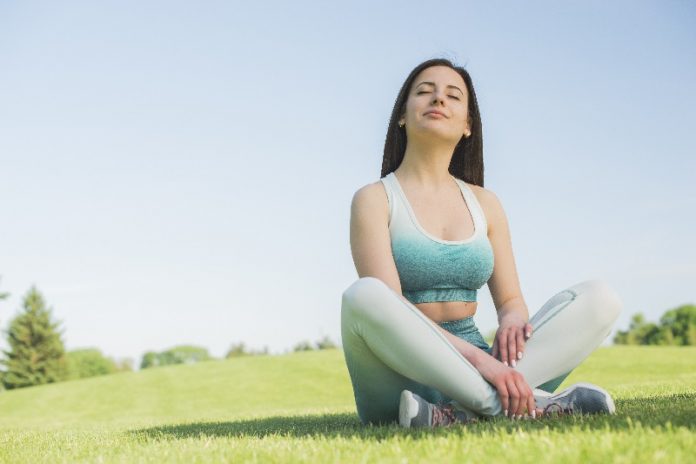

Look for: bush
[292,336,339,352]
[292,340,315,352]
[65,348,118,380]
[614,304,696,345]
[140,345,213,369]
[225,342,269,358]
[315,335,338,350]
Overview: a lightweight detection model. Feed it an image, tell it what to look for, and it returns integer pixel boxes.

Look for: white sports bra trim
[383,172,486,246]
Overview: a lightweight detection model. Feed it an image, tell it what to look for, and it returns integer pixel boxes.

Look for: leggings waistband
[437,316,490,351]
[437,316,476,331]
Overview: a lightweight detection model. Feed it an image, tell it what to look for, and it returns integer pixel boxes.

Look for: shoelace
[432,403,472,427]
[431,403,457,426]
[543,402,575,416]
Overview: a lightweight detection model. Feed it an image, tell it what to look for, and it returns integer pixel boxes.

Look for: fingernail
[517,351,523,360]
[511,359,516,368]
[532,410,536,419]
[526,332,531,338]
[503,361,508,366]
[504,409,508,417]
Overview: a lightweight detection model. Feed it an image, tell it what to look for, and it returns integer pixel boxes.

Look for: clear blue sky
[1,1,694,368]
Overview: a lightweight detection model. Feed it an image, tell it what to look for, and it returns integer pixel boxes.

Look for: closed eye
[417,91,460,100]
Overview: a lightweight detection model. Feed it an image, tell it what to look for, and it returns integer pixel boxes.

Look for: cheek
[405,99,419,116]
[455,110,469,127]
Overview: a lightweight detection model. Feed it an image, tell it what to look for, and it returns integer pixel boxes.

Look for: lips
[424,110,446,118]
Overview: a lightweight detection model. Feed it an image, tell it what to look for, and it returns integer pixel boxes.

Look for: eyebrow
[415,81,464,94]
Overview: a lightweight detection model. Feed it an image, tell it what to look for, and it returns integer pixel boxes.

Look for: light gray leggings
[340,277,623,425]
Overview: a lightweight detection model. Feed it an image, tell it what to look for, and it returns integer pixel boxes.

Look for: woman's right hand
[475,353,535,419]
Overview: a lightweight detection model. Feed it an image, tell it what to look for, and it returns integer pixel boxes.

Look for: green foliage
[140,351,158,369]
[0,285,68,389]
[140,344,213,369]
[225,342,269,358]
[292,340,315,352]
[660,304,696,345]
[292,336,339,352]
[315,335,337,350]
[614,304,696,345]
[64,348,132,380]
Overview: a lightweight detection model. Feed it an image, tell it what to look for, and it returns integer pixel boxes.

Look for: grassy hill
[0,346,694,463]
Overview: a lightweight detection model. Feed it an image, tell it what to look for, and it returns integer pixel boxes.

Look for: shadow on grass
[129,392,696,441]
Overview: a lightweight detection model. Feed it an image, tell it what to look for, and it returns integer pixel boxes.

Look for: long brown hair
[381,58,485,187]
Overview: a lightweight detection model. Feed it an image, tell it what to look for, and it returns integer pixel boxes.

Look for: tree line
[4,275,691,391]
[613,304,696,346]
[0,277,338,391]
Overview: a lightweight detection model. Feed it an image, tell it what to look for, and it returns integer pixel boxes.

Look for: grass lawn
[0,346,694,463]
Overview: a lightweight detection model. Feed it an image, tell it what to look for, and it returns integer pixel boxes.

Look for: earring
[399,121,405,127]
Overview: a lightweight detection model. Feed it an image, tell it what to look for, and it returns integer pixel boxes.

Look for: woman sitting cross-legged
[341,57,623,427]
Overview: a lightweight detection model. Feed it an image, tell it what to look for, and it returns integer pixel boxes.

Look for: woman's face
[399,65,471,143]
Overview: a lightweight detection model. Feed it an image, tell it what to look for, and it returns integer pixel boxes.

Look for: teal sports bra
[380,172,495,304]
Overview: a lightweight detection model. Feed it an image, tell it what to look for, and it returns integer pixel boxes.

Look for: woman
[341,58,623,428]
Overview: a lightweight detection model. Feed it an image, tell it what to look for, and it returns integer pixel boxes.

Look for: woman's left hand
[491,312,533,368]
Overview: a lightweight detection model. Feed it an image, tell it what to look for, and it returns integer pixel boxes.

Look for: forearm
[394,292,494,370]
[496,297,530,323]
[434,324,489,370]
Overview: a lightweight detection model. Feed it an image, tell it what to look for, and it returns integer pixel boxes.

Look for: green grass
[0,346,694,463]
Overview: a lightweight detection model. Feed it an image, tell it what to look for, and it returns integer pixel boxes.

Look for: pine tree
[0,285,68,389]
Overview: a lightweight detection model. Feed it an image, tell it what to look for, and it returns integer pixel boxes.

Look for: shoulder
[350,179,389,219]
[464,182,506,233]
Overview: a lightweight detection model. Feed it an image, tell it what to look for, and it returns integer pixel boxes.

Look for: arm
[480,188,534,367]
[349,182,402,292]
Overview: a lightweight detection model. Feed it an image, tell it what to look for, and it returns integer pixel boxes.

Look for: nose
[431,89,445,106]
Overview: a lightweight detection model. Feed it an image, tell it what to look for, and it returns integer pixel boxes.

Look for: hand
[491,312,533,368]
[476,353,536,419]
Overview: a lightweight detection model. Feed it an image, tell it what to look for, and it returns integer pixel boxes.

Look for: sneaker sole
[552,382,616,415]
[398,390,419,428]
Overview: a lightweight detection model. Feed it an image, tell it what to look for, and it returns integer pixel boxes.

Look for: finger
[516,329,525,361]
[525,323,533,340]
[507,380,520,418]
[491,335,499,359]
[514,377,529,417]
[527,386,536,418]
[513,375,534,417]
[499,330,509,366]
[507,330,517,367]
[497,382,509,417]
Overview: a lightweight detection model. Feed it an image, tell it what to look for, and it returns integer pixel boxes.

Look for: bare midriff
[416,300,478,323]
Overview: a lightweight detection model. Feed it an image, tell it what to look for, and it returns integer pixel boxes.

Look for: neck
[396,136,457,188]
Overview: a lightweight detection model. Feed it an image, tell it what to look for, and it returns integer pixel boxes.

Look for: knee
[573,279,623,328]
[341,276,390,318]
